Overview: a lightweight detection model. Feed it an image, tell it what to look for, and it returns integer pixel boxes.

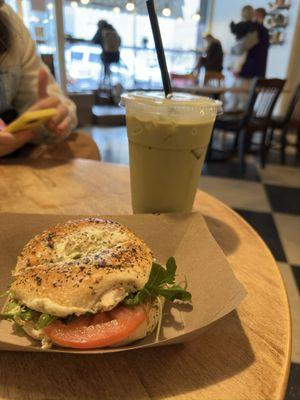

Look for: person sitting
[0,1,100,160]
[92,20,121,86]
[195,33,223,76]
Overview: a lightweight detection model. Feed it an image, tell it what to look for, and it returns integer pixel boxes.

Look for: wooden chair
[204,71,225,88]
[213,77,286,170]
[268,83,300,164]
[41,54,55,77]
[170,72,198,87]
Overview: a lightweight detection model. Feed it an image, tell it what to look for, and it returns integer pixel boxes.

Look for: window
[89,53,100,63]
[5,0,18,12]
[21,0,56,53]
[71,51,83,61]
[17,0,202,93]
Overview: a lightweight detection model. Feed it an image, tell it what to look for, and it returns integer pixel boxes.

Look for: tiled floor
[86,125,300,399]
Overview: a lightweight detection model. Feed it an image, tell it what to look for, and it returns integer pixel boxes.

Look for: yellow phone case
[5,109,58,133]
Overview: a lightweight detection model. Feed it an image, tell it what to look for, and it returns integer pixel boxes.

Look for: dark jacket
[239,24,270,78]
[92,24,121,64]
[198,39,223,72]
[92,24,121,53]
[230,20,257,40]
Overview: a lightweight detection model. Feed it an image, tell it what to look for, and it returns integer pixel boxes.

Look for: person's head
[97,20,107,29]
[255,8,267,24]
[98,19,113,30]
[241,5,255,21]
[0,0,11,55]
[203,32,214,47]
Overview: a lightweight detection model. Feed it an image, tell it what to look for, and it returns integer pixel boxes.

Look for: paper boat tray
[0,212,246,354]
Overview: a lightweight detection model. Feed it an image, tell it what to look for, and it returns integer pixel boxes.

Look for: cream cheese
[25,286,130,317]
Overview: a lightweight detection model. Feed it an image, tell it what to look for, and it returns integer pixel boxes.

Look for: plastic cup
[121,91,222,213]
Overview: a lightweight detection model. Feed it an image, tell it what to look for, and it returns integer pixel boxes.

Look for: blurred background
[6,0,299,94]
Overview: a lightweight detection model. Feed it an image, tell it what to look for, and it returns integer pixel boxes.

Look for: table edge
[197,190,292,398]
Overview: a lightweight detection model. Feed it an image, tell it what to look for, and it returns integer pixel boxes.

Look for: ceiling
[66,1,185,18]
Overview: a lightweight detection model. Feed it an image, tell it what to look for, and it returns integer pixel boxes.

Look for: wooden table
[0,159,291,400]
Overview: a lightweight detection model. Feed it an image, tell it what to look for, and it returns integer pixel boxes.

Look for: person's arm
[194,54,204,72]
[230,21,237,34]
[0,118,34,158]
[231,31,259,55]
[92,29,102,46]
[11,8,77,143]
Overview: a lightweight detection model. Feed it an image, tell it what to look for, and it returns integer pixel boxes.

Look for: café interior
[0,0,300,399]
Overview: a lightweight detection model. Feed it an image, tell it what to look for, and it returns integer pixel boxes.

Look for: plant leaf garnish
[0,299,21,320]
[124,257,191,306]
[36,314,56,330]
[0,290,10,298]
[0,298,55,329]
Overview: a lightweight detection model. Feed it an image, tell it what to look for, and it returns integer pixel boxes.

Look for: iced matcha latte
[121,92,221,213]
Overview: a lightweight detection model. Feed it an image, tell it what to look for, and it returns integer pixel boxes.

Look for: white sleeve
[10,9,77,141]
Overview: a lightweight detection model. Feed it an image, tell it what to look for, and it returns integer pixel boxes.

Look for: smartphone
[5,109,58,133]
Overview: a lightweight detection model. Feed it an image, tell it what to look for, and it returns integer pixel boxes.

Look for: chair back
[170,72,198,87]
[245,78,286,124]
[41,54,55,77]
[283,83,300,125]
[204,71,225,88]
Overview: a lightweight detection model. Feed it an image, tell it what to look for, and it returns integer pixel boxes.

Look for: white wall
[209,0,300,80]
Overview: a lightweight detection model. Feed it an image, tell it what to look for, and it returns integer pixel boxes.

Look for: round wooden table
[0,159,291,400]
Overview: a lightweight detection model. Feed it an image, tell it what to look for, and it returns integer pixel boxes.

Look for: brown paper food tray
[0,212,246,354]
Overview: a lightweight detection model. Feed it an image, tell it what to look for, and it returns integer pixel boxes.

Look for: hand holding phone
[5,109,58,134]
[0,118,34,157]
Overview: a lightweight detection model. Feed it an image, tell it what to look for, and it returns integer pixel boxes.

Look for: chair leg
[267,127,275,147]
[205,134,213,162]
[260,129,268,169]
[238,130,247,172]
[296,128,300,162]
[232,132,239,152]
[280,128,287,165]
[264,127,273,165]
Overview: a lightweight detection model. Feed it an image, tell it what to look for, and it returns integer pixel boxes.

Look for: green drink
[121,92,221,213]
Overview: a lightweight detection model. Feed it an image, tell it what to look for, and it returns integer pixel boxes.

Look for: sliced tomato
[43,304,147,349]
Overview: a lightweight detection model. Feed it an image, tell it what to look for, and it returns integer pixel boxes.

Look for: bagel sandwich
[1,218,191,349]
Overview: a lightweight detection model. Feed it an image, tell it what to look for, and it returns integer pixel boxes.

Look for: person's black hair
[97,19,114,31]
[256,7,267,20]
[0,0,11,55]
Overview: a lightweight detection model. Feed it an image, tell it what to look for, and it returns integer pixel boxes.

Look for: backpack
[102,29,121,53]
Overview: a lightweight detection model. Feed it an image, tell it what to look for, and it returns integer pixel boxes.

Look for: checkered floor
[87,125,300,399]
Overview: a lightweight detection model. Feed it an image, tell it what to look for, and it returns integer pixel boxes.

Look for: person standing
[253,8,270,77]
[230,5,259,77]
[228,7,270,111]
[92,20,121,85]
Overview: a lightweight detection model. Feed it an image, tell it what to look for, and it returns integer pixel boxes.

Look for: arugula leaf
[0,299,21,320]
[147,262,168,287]
[0,290,9,298]
[165,257,177,284]
[124,287,151,305]
[0,297,55,329]
[36,314,56,330]
[156,286,192,302]
[124,257,191,306]
[19,309,34,322]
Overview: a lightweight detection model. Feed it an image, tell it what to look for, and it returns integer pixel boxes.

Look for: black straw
[146,0,173,98]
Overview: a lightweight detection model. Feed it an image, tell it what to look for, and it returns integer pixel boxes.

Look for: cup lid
[121,91,222,114]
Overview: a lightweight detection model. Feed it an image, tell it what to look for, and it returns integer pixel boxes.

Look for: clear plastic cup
[121,91,222,213]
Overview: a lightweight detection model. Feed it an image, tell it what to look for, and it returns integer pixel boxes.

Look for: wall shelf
[267,1,291,46]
